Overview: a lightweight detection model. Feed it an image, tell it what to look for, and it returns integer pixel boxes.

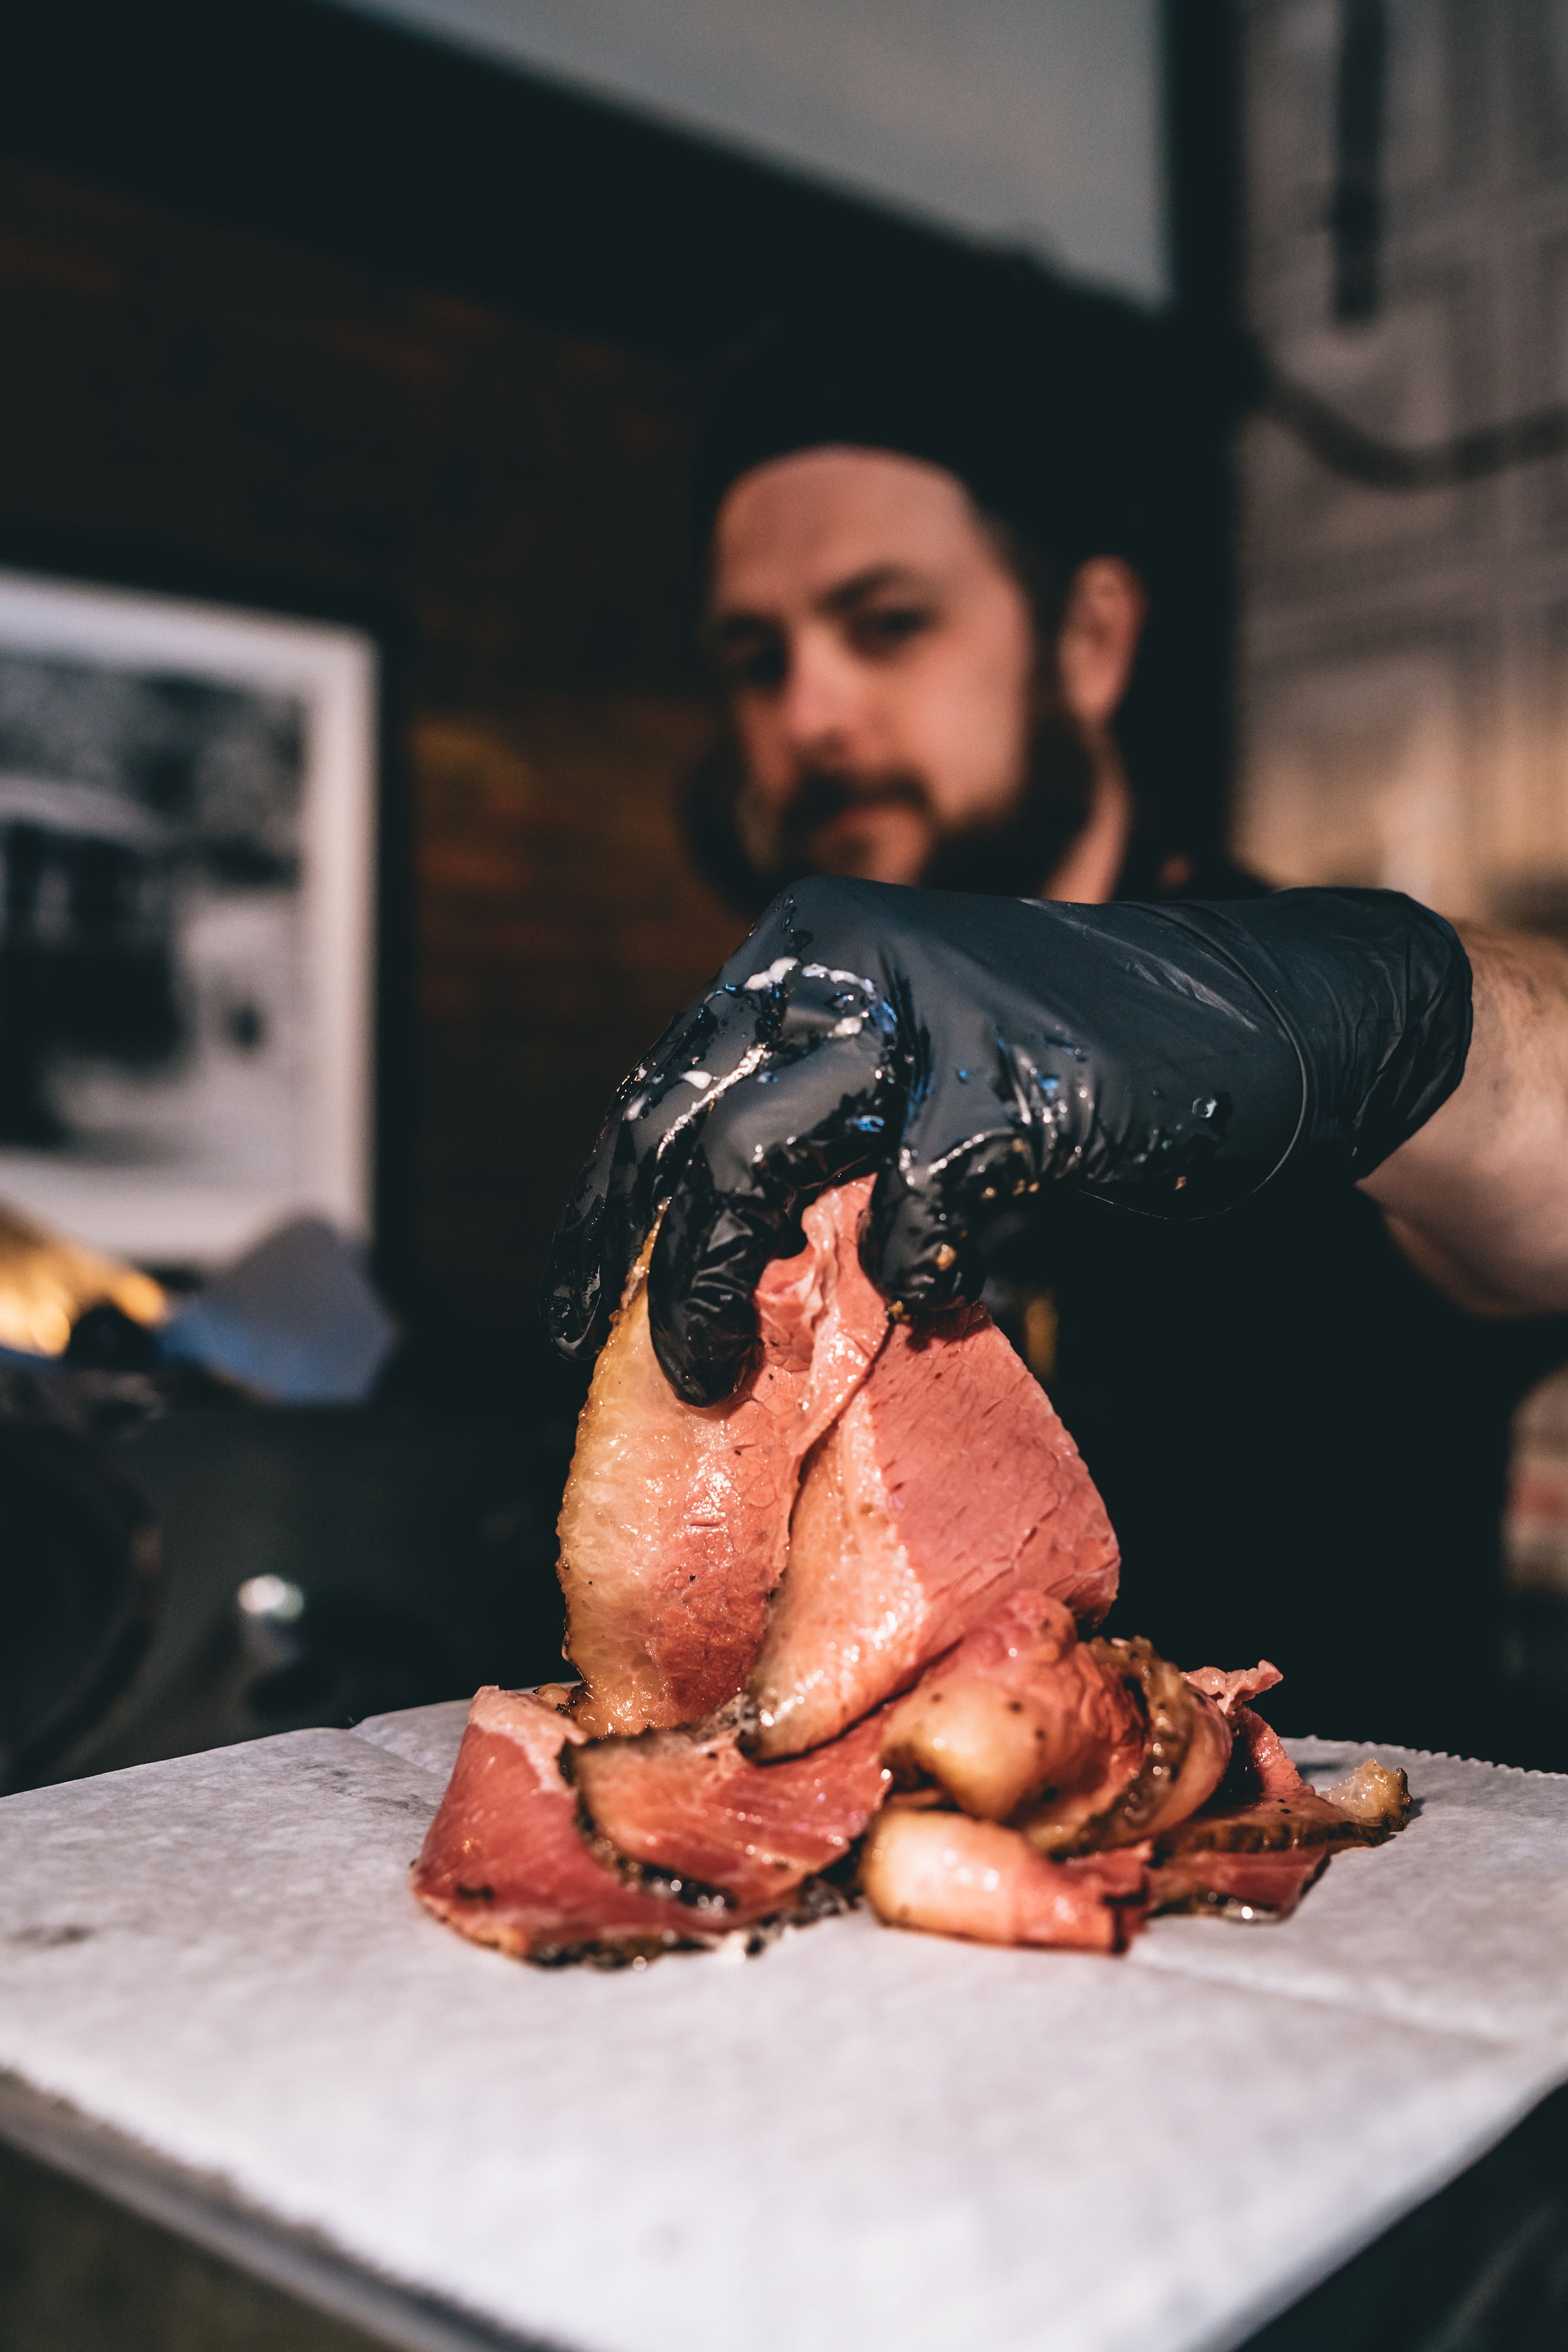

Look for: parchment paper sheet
[2,1707,1565,2352]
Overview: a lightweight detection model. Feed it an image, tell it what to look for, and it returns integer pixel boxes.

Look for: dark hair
[972,510,1071,648]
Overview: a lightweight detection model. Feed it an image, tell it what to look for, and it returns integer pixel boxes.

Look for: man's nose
[777,628,870,762]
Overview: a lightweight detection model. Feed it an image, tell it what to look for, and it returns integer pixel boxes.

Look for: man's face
[706,448,1040,888]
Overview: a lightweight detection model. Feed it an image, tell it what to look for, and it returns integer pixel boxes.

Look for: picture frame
[0,563,381,1271]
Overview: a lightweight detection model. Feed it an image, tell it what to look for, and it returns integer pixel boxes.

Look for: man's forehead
[710,445,983,613]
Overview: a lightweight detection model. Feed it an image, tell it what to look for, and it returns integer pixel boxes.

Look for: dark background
[0,0,1239,1338]
[0,0,1250,1778]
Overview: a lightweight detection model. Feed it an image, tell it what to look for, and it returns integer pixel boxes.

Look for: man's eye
[850,606,933,656]
[715,636,786,692]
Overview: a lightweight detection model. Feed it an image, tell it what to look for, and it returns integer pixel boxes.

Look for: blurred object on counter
[0,1344,168,1445]
[158,1217,397,1405]
[0,1203,572,1788]
[0,1196,393,1403]
[0,1197,165,1356]
[35,1348,583,1786]
[0,1414,161,1794]
[64,1299,165,1372]
[234,1571,463,1727]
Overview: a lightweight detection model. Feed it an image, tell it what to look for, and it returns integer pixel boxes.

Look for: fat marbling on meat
[411,1687,713,1961]
[857,1596,1409,1948]
[570,1710,890,1912]
[415,1182,1409,1963]
[747,1297,1121,1758]
[557,1182,887,1736]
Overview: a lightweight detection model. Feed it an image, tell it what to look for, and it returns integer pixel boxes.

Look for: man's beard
[683,706,1099,914]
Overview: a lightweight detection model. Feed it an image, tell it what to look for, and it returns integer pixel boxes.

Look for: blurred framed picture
[0,564,379,1267]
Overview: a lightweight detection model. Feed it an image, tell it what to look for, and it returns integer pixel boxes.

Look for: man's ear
[1054,557,1147,732]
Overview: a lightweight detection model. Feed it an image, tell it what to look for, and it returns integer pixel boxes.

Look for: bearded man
[549,302,1568,1763]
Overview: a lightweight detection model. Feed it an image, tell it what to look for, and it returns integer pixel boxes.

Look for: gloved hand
[545,879,1472,1405]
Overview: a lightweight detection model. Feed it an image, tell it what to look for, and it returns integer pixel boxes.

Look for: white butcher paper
[1,1707,1566,2352]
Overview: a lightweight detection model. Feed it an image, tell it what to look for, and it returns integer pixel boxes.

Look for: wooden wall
[0,161,744,1324]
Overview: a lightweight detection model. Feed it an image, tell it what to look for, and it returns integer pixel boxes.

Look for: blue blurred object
[159,1219,397,1405]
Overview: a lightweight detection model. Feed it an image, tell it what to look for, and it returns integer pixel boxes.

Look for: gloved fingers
[542,972,787,1358]
[866,1129,1042,1314]
[647,1173,784,1406]
[860,1022,1061,1313]
[542,1121,634,1363]
[546,887,898,1350]
[542,1045,696,1361]
[547,884,911,1385]
[646,1004,903,1404]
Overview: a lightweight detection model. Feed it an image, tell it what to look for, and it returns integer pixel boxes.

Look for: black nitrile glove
[545,879,1472,1405]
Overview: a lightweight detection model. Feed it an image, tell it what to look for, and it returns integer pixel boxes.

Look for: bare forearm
[1359,927,1568,1315]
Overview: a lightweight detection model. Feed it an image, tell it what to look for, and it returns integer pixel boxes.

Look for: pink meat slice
[412,1688,707,1959]
[559,1181,888,1736]
[570,1711,891,1913]
[748,1303,1120,1758]
[1152,1845,1330,1919]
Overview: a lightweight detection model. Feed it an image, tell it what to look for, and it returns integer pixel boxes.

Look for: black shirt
[1036,1181,1567,1757]
[992,843,1568,1759]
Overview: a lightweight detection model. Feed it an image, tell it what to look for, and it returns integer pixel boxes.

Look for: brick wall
[0,161,744,1322]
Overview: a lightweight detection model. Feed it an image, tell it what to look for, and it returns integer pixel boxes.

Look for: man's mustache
[778,770,934,847]
[696,709,1098,911]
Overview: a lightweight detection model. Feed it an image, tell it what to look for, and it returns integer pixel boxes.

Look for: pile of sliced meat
[414,1183,1409,1964]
